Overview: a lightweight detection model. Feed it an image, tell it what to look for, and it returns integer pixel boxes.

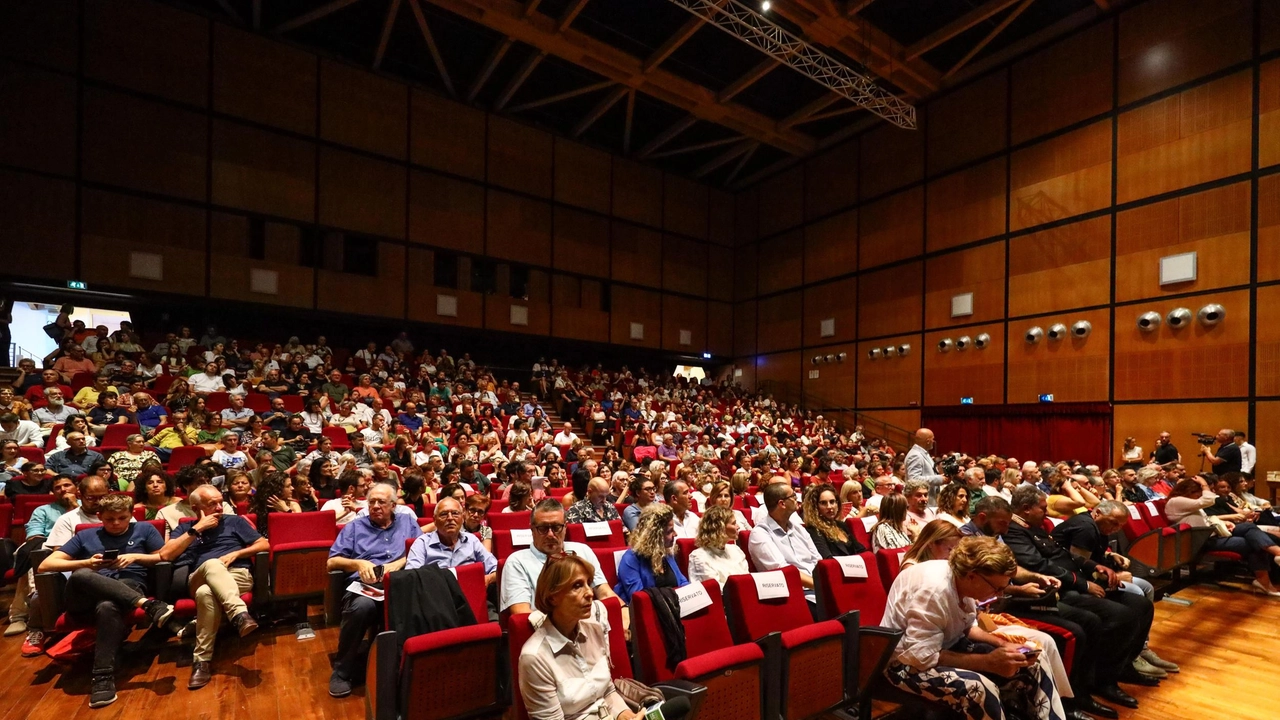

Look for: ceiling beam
[943,0,1035,79]
[845,0,876,16]
[556,0,591,32]
[508,80,615,113]
[422,0,815,155]
[779,92,841,129]
[648,134,743,160]
[694,140,755,178]
[794,102,862,124]
[373,0,403,69]
[905,0,1025,60]
[724,141,759,185]
[717,58,777,103]
[572,85,629,137]
[407,0,456,96]
[622,89,636,154]
[214,0,243,24]
[275,0,363,33]
[467,37,513,103]
[636,115,699,159]
[522,0,542,15]
[1093,0,1110,9]
[643,1,732,74]
[493,49,547,110]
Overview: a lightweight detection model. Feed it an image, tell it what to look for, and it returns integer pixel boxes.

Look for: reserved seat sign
[752,570,789,599]
[675,582,712,617]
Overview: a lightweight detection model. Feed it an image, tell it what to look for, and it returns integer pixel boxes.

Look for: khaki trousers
[189,559,252,662]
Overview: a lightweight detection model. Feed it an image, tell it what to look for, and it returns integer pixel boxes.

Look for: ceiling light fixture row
[1136,304,1225,332]
[866,344,911,360]
[936,334,990,352]
[811,352,849,364]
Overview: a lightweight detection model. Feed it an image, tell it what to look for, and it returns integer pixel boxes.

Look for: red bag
[44,628,96,664]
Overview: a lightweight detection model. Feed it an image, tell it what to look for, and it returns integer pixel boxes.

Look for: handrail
[757,380,915,451]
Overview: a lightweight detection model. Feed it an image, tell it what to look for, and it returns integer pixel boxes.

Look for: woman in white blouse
[935,483,970,529]
[686,506,749,587]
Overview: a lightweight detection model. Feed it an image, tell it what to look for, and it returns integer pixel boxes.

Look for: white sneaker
[1252,580,1280,597]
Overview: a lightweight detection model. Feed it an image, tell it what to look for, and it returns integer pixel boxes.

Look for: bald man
[904,428,947,508]
[1201,428,1243,475]
[565,476,621,524]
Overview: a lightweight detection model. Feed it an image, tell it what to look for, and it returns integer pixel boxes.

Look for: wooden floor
[0,581,1272,720]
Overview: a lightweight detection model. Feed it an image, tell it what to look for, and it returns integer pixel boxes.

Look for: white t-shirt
[190,373,226,394]
[212,449,249,470]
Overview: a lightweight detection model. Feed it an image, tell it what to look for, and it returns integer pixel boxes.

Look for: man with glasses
[326,482,421,698]
[4,473,75,643]
[499,499,619,616]
[406,497,497,586]
[747,483,822,598]
[865,473,898,513]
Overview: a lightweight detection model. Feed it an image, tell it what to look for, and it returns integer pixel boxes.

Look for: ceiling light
[760,1,770,10]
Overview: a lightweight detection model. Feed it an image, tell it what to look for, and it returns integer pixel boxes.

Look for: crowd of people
[0,320,1265,719]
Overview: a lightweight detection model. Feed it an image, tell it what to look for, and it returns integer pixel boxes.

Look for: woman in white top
[703,480,750,529]
[686,506,748,588]
[1166,475,1280,596]
[1119,437,1143,469]
[935,483,970,529]
[870,494,914,552]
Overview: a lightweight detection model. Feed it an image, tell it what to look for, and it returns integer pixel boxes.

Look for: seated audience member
[614,504,688,603]
[47,431,105,478]
[1126,467,1164,503]
[5,473,77,642]
[1046,474,1099,519]
[406,497,497,585]
[505,481,535,513]
[899,519,962,569]
[499,499,618,616]
[148,409,200,461]
[803,482,867,558]
[161,485,268,690]
[687,505,749,587]
[747,482,822,594]
[44,474,116,549]
[109,434,161,491]
[1166,475,1280,596]
[463,493,494,553]
[0,412,41,447]
[902,479,937,539]
[34,393,77,432]
[664,480,700,539]
[133,393,167,433]
[211,432,255,472]
[325,482,421,698]
[865,473,896,513]
[5,461,53,501]
[518,553,690,720]
[38,494,178,708]
[322,471,370,525]
[870,494,914,551]
[565,476,622,524]
[158,466,237,534]
[309,457,339,499]
[936,482,971,528]
[86,391,132,438]
[704,479,751,529]
[881,536,1065,720]
[133,466,178,520]
[250,472,303,536]
[622,475,657,532]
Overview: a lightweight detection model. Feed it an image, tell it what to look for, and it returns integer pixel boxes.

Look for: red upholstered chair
[548,487,570,499]
[11,494,53,541]
[874,548,906,592]
[487,510,530,531]
[632,579,770,720]
[595,546,629,590]
[491,529,533,561]
[98,423,140,453]
[244,393,271,412]
[43,424,63,451]
[675,537,697,577]
[165,445,207,472]
[264,510,338,620]
[321,425,351,449]
[813,554,889,627]
[566,519,625,550]
[17,446,44,464]
[205,392,230,413]
[488,498,510,513]
[846,516,874,550]
[280,395,304,413]
[736,529,756,572]
[724,566,855,720]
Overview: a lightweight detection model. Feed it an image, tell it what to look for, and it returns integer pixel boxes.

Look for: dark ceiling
[171,0,1106,187]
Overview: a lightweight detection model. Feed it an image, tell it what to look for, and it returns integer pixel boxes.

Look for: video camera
[938,453,962,478]
[1191,432,1216,446]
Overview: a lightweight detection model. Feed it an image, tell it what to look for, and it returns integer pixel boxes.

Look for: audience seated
[565,476,621,524]
[686,505,748,587]
[613,504,688,603]
[405,497,497,585]
[747,483,821,596]
[499,499,618,616]
[870,494,913,551]
[802,482,867,558]
[1166,475,1280,595]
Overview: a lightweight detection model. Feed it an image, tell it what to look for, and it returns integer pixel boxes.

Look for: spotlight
[1166,307,1192,329]
[1197,304,1225,327]
[974,333,991,349]
[1026,326,1044,344]
[761,0,771,10]
[1137,311,1161,332]
[1071,320,1092,339]
[702,352,711,359]
[1047,323,1068,341]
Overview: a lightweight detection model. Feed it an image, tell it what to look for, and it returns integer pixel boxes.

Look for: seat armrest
[653,679,707,720]
[754,631,783,720]
[325,569,346,625]
[837,610,861,703]
[367,630,399,720]
[252,550,270,606]
[33,571,68,629]
[150,561,174,600]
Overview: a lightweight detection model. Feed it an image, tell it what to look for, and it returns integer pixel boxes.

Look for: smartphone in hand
[101,549,120,562]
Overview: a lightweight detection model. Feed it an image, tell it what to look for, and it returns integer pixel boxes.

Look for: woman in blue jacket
[613,503,687,602]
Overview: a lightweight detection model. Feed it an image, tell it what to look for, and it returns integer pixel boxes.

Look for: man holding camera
[905,428,948,508]
[1200,429,1242,475]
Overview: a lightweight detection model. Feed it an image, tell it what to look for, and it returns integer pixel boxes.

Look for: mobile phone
[101,549,120,561]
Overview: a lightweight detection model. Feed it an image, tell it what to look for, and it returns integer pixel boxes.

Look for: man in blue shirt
[326,482,421,698]
[161,485,268,690]
[46,431,105,477]
[40,494,176,708]
[406,497,497,584]
[396,402,424,433]
[132,392,168,433]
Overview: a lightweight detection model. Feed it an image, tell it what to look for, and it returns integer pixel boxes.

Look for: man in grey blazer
[904,428,948,508]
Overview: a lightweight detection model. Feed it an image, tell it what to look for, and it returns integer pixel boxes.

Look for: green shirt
[270,443,298,471]
[321,382,349,402]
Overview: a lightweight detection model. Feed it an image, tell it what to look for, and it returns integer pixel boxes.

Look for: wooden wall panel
[1012,21,1113,144]
[805,140,857,220]
[212,120,315,222]
[804,209,857,284]
[734,301,757,357]
[757,230,804,295]
[756,351,802,404]
[0,61,77,176]
[859,187,924,269]
[407,249,483,328]
[1254,402,1280,479]
[857,333,922,409]
[80,189,206,294]
[611,223,662,288]
[803,277,857,347]
[610,285,663,349]
[757,166,804,236]
[0,169,75,281]
[409,170,484,253]
[709,190,735,247]
[84,0,207,107]
[662,295,707,352]
[1261,174,1280,283]
[1267,0,1280,55]
[1115,182,1250,302]
[1116,70,1252,204]
[802,342,856,409]
[733,359,757,393]
[410,90,486,181]
[553,307,610,343]
[664,175,708,240]
[612,159,663,228]
[860,123,923,200]
[82,88,207,202]
[1113,289,1250,401]
[735,189,758,245]
[757,291,803,354]
[1262,59,1280,170]
[707,302,733,356]
[317,242,405,319]
[1010,119,1112,231]
[924,323,1004,406]
[927,70,1007,175]
[858,262,923,339]
[924,242,1006,328]
[1117,0,1253,106]
[554,139,611,214]
[1113,402,1247,470]
[552,207,609,276]
[0,2,77,72]
[663,236,707,296]
[486,297,551,337]
[488,116,553,198]
[318,148,405,239]
[1008,217,1111,317]
[486,190,552,267]
[1256,285,1280,397]
[926,157,1007,251]
[213,25,316,136]
[708,245,734,302]
[319,60,406,160]
[1007,307,1111,403]
[734,243,758,301]
[209,214,314,309]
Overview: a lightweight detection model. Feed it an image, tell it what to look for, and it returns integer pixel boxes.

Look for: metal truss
[662,0,916,129]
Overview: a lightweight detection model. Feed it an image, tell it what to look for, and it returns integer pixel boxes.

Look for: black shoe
[1065,710,1092,720]
[329,674,352,698]
[89,674,117,708]
[141,599,175,628]
[1074,696,1119,719]
[1094,685,1139,709]
[1118,670,1160,687]
[189,660,212,690]
[230,611,259,638]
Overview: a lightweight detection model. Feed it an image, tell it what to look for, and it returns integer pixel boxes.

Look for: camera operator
[905,428,948,508]
[1200,429,1242,475]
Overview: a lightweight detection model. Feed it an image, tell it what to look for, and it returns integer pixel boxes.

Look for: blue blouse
[613,549,688,603]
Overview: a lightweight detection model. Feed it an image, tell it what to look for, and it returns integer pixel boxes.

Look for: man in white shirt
[189,362,226,395]
[1235,431,1257,477]
[552,422,578,447]
[904,428,947,508]
[43,476,131,549]
[663,481,700,539]
[864,474,897,513]
[747,482,822,594]
[499,500,620,615]
[0,413,42,447]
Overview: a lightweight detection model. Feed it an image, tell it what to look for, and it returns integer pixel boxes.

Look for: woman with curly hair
[687,505,749,587]
[936,483,971,528]
[251,471,303,537]
[613,503,688,603]
[803,483,868,558]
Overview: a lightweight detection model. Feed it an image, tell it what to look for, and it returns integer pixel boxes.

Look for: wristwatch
[187,526,200,537]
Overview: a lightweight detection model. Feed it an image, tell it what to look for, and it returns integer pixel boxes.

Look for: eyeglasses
[532,523,566,535]
[976,573,1011,598]
[436,510,462,518]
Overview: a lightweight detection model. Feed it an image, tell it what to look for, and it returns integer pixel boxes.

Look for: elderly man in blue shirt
[406,497,497,586]
[326,481,422,699]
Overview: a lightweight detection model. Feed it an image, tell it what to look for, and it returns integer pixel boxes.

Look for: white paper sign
[836,555,868,579]
[510,528,533,546]
[897,551,906,566]
[1049,518,1064,527]
[861,515,877,531]
[1128,505,1141,520]
[675,582,713,617]
[346,581,384,601]
[1144,501,1158,518]
[752,570,789,600]
[614,549,627,568]
[583,521,611,538]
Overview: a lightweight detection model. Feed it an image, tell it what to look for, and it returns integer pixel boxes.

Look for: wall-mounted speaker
[956,336,971,350]
[1197,304,1225,326]
[1166,307,1192,328]
[1047,323,1068,341]
[867,348,882,360]
[1071,320,1092,338]
[1137,311,1161,332]
[1025,326,1044,344]
[897,344,911,356]
[974,333,991,349]
[937,338,954,352]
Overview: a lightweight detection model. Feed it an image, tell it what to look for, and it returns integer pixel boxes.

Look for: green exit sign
[66,280,87,290]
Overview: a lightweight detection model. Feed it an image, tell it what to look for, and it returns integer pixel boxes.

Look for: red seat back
[487,510,530,531]
[845,516,873,549]
[632,579,737,682]
[1138,500,1169,529]
[724,565,812,642]
[244,393,271,412]
[167,445,206,471]
[99,423,140,449]
[736,529,755,571]
[205,392,230,413]
[565,520,625,549]
[17,447,44,464]
[814,554,888,626]
[44,424,64,451]
[491,529,532,561]
[598,546,627,589]
[875,548,905,591]
[280,395,304,413]
[675,537,697,577]
[266,510,338,546]
[321,425,350,448]
[13,494,54,524]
